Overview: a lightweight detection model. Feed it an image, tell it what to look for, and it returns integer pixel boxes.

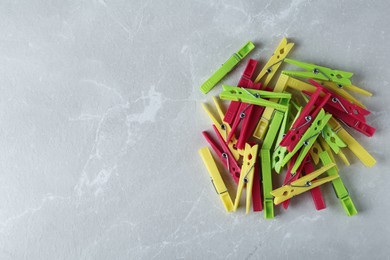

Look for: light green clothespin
[219,85,291,111]
[321,124,347,154]
[283,58,372,96]
[200,41,255,94]
[261,98,289,219]
[318,150,357,216]
[281,109,332,173]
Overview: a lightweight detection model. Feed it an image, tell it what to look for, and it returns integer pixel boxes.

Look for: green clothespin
[281,109,332,173]
[318,150,357,216]
[321,124,347,154]
[272,105,302,173]
[261,98,289,219]
[283,58,353,86]
[219,85,291,111]
[200,41,255,94]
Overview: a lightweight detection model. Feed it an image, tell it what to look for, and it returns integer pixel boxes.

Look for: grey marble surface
[0,0,390,259]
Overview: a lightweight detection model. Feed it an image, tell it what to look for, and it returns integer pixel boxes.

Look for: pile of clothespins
[198,38,376,219]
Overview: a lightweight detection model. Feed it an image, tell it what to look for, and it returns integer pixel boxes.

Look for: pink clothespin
[202,125,241,183]
[280,82,331,152]
[224,59,259,124]
[281,153,305,209]
[303,79,375,137]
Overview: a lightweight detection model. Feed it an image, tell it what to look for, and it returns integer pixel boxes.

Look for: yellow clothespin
[271,163,338,205]
[201,96,242,159]
[328,117,376,167]
[233,143,259,213]
[254,37,294,87]
[199,147,234,212]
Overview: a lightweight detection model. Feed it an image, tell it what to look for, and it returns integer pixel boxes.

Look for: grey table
[0,0,389,259]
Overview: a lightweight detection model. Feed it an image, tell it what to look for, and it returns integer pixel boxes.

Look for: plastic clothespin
[233,143,259,213]
[310,145,358,216]
[219,85,291,111]
[272,100,298,173]
[280,153,306,209]
[281,84,331,152]
[201,97,241,160]
[252,160,263,212]
[271,163,338,205]
[202,125,241,184]
[224,59,261,124]
[321,124,347,154]
[254,37,294,87]
[199,147,234,212]
[303,83,376,137]
[261,98,289,219]
[283,58,373,96]
[200,41,255,94]
[281,109,332,173]
[301,156,326,210]
[327,117,376,167]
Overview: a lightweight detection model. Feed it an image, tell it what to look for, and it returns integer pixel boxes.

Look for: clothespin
[280,153,306,209]
[280,84,331,152]
[254,38,294,87]
[200,41,255,94]
[301,156,326,210]
[272,100,298,173]
[303,82,376,137]
[283,58,373,96]
[309,144,358,216]
[281,109,332,173]
[271,163,338,205]
[253,74,290,140]
[201,97,241,160]
[261,98,289,219]
[274,74,366,108]
[224,59,261,124]
[219,85,291,111]
[328,117,376,167]
[252,160,263,212]
[202,125,241,184]
[234,143,259,213]
[199,147,234,212]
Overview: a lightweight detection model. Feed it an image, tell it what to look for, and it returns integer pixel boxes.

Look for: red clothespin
[224,59,259,124]
[303,80,375,137]
[250,143,263,212]
[202,125,241,184]
[301,156,326,210]
[281,153,305,209]
[280,82,331,152]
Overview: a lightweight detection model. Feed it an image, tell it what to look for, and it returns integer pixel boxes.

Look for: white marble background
[0,0,389,259]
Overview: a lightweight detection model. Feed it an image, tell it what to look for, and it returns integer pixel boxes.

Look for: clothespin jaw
[200,41,255,94]
[233,143,259,213]
[219,85,291,112]
[271,163,338,205]
[283,58,353,86]
[201,97,241,160]
[199,147,234,212]
[254,37,294,87]
[281,109,332,173]
[321,124,347,154]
